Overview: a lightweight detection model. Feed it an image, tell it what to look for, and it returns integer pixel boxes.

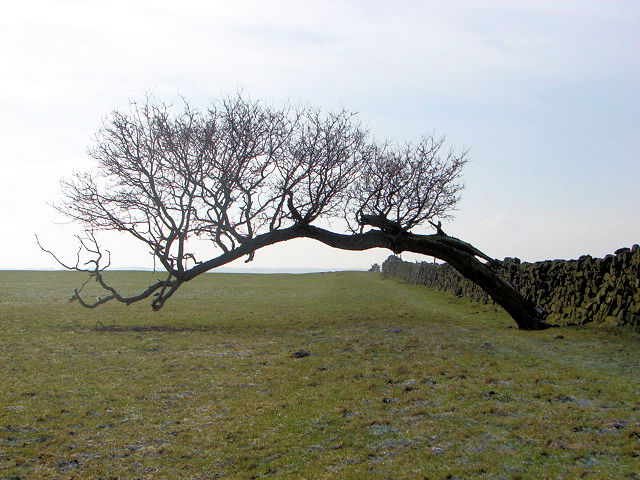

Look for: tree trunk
[299,225,550,330]
[73,221,549,330]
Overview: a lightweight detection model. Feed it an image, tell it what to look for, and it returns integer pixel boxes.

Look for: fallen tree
[40,94,550,330]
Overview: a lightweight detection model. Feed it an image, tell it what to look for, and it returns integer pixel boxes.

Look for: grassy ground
[0,270,638,480]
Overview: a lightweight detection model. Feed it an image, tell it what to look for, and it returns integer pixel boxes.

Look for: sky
[1,0,638,271]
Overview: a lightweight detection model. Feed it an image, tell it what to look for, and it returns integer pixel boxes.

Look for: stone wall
[381,245,640,329]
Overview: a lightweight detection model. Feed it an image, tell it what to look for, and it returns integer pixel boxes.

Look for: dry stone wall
[382,245,640,329]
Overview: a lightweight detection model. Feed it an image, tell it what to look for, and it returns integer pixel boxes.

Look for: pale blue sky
[1,0,638,270]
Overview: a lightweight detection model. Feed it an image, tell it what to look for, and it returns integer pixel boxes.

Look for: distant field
[1,271,639,479]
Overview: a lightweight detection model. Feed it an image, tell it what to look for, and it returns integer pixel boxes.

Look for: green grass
[1,270,639,479]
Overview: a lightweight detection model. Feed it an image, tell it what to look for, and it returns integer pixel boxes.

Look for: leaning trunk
[299,225,550,330]
[57,222,550,331]
[406,240,548,330]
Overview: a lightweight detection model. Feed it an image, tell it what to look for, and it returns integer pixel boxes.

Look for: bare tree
[41,94,549,330]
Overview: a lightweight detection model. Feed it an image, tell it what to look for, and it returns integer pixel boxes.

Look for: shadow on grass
[91,323,220,333]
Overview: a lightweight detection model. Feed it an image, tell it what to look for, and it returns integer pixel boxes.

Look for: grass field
[1,270,639,479]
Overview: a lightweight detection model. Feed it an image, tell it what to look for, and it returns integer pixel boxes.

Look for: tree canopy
[40,94,549,330]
